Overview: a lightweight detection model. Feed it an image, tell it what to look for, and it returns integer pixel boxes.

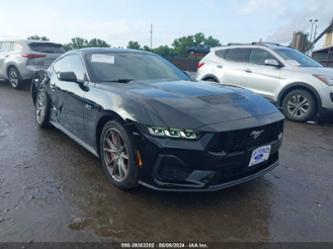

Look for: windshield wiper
[104,79,134,83]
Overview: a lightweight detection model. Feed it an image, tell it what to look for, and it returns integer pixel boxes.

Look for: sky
[0,0,332,49]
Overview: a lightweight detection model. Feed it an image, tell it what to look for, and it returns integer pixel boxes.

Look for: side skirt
[50,121,100,158]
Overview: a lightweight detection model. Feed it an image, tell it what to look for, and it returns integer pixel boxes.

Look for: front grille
[210,152,278,185]
[208,121,283,153]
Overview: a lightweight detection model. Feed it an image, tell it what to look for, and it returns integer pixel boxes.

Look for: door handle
[5,55,9,58]
[217,65,223,69]
[244,69,252,73]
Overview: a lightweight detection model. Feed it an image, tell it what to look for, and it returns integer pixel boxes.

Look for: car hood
[309,67,333,75]
[96,80,283,131]
[292,66,333,76]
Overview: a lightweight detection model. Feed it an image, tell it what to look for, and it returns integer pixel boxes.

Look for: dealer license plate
[248,145,271,167]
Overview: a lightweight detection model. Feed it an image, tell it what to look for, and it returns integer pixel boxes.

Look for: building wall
[312,46,333,68]
[324,32,333,48]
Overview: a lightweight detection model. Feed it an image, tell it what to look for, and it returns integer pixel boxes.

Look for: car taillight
[21,54,47,59]
[197,62,205,69]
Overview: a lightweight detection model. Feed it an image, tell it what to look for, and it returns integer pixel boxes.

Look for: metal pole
[150,24,153,49]
[309,19,314,42]
[313,24,318,43]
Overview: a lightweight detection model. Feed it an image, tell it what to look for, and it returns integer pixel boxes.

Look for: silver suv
[0,40,65,89]
[196,43,333,121]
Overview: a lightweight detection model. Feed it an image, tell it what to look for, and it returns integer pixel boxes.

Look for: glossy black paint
[32,48,284,191]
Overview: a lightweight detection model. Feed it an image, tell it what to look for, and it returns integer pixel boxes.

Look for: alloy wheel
[9,69,19,88]
[35,92,47,124]
[103,128,129,182]
[287,94,310,118]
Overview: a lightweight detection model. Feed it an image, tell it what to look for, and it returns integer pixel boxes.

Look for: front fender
[31,70,50,105]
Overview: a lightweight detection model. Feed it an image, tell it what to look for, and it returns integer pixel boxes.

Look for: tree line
[27,32,221,57]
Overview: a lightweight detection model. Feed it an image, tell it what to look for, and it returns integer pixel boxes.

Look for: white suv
[0,40,65,89]
[196,43,333,121]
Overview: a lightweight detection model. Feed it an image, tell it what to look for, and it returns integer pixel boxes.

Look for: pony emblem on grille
[250,130,264,140]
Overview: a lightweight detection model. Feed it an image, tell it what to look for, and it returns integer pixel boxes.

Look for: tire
[35,89,51,128]
[282,89,317,122]
[8,67,23,89]
[100,120,139,190]
[204,77,218,82]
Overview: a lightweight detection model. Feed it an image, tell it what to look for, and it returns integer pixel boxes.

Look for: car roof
[0,39,63,45]
[211,43,289,51]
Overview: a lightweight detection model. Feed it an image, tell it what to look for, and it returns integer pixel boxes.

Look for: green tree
[63,37,110,51]
[127,41,141,49]
[88,38,110,48]
[172,32,221,56]
[64,37,88,50]
[142,45,151,51]
[172,35,195,57]
[152,45,172,57]
[204,35,221,47]
[27,35,49,41]
[194,33,205,45]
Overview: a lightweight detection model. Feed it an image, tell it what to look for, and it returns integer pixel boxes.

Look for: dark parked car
[31,48,284,191]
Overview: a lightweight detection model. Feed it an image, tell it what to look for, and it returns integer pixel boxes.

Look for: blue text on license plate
[248,145,271,167]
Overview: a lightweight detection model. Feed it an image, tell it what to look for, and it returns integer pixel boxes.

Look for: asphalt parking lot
[0,80,333,243]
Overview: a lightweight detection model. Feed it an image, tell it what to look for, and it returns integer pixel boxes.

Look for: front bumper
[129,119,283,192]
[318,107,333,120]
[139,160,279,192]
[318,86,333,109]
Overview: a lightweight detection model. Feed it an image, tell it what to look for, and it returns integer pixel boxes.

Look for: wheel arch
[95,111,128,156]
[201,74,219,82]
[6,64,19,78]
[277,82,322,109]
[31,70,49,106]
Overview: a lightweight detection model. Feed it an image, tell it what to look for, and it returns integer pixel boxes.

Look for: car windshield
[274,48,322,67]
[86,52,189,83]
[29,42,65,54]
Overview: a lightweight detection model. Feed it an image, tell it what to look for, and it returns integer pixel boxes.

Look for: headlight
[313,74,333,86]
[147,126,199,140]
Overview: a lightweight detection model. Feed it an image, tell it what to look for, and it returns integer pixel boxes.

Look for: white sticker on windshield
[286,59,300,66]
[91,54,115,64]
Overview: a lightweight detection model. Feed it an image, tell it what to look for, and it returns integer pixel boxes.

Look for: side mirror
[264,59,281,67]
[58,71,78,82]
[183,71,194,80]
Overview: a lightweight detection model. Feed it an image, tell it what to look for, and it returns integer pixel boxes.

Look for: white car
[196,43,333,121]
[0,40,65,89]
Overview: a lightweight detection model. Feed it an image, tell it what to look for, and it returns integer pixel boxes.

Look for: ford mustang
[31,48,284,191]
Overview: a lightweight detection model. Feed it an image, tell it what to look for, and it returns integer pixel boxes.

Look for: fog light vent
[155,156,192,183]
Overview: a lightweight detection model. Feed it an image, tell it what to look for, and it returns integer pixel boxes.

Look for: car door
[217,48,250,87]
[0,42,13,78]
[240,48,282,100]
[50,54,88,140]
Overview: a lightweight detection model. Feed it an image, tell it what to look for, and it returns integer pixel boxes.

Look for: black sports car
[31,48,284,191]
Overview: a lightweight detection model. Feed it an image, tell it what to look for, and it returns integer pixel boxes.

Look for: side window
[249,49,276,65]
[224,48,250,63]
[215,49,228,59]
[0,42,13,52]
[12,43,23,52]
[53,54,86,81]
